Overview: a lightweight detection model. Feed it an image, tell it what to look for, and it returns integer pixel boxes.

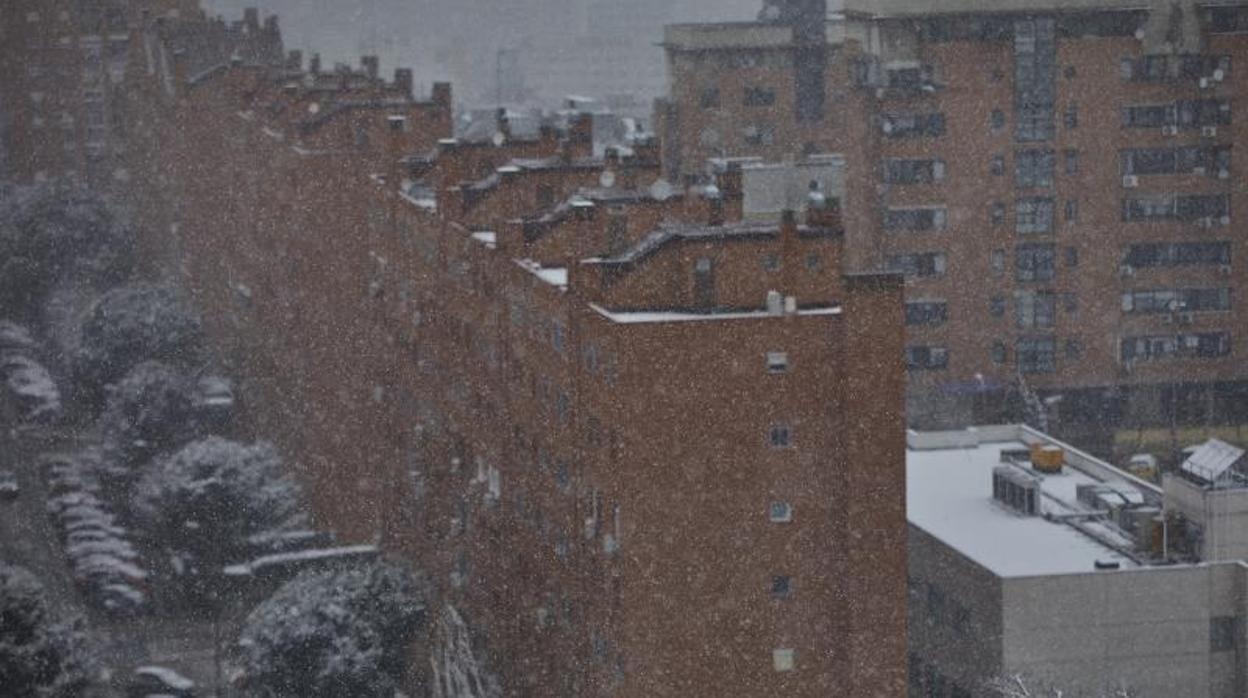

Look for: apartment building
[112,9,911,696]
[0,0,271,185]
[908,425,1248,698]
[660,0,1248,443]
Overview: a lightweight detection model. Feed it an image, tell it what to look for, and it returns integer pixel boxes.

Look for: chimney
[243,7,259,32]
[567,112,594,160]
[702,184,725,226]
[287,50,302,71]
[264,15,279,36]
[394,68,413,99]
[362,55,380,81]
[717,161,744,200]
[497,107,511,140]
[310,53,322,75]
[431,82,452,107]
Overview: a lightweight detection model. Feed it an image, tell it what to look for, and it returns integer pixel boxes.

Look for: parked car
[126,666,195,698]
[0,469,18,499]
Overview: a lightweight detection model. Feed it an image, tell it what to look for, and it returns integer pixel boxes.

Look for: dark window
[1123,99,1231,128]
[991,154,1006,176]
[991,202,1006,225]
[1065,339,1084,359]
[804,254,821,271]
[1018,337,1057,373]
[885,207,947,232]
[769,424,792,448]
[1016,150,1055,188]
[1065,246,1079,267]
[991,249,1006,276]
[883,158,945,184]
[1122,146,1232,176]
[905,301,949,327]
[536,184,556,208]
[1065,199,1079,223]
[906,346,949,371]
[1123,194,1229,222]
[699,87,721,109]
[1064,150,1079,175]
[1063,102,1079,129]
[1016,244,1057,282]
[744,87,776,107]
[886,252,947,278]
[1016,290,1057,329]
[1016,198,1056,234]
[1121,333,1232,362]
[882,112,945,138]
[1212,617,1238,653]
[992,341,1008,364]
[990,109,1006,130]
[1125,241,1231,268]
[771,575,792,598]
[743,124,776,146]
[1122,288,1232,314]
[763,253,781,272]
[991,296,1007,317]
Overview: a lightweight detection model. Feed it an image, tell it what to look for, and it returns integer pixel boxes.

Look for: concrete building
[659,0,1248,442]
[104,8,913,695]
[908,425,1248,697]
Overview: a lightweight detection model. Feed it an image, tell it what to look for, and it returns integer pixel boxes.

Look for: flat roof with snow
[908,431,1144,578]
[590,303,842,325]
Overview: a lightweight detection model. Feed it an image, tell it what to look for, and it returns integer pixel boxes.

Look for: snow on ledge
[515,259,568,289]
[470,231,497,249]
[223,544,379,577]
[589,303,842,324]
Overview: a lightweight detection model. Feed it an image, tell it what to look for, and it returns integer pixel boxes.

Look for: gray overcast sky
[201,0,760,101]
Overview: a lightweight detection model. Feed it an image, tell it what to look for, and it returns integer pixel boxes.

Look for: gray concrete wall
[908,524,1004,697]
[1002,564,1248,698]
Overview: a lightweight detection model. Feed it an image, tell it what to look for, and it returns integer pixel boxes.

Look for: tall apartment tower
[661,0,1248,443]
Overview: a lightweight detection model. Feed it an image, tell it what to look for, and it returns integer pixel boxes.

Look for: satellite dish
[599,170,616,188]
[491,131,506,147]
[649,179,675,201]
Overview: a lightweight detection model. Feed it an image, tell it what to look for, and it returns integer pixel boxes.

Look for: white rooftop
[908,436,1141,578]
[1179,438,1246,484]
[589,303,841,325]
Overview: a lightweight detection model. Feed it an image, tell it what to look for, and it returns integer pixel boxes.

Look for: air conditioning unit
[1178,312,1194,325]
[1214,68,1226,82]
[1122,175,1139,188]
[1219,264,1233,276]
[875,87,887,99]
[1120,264,1135,277]
[1218,169,1230,180]
[1162,125,1179,136]
[1220,215,1232,226]
[1198,216,1215,228]
[1202,126,1218,137]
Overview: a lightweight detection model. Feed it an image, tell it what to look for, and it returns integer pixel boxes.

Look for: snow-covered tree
[0,180,133,321]
[133,437,306,587]
[430,605,502,698]
[0,562,93,697]
[73,284,201,399]
[99,361,202,467]
[236,560,428,697]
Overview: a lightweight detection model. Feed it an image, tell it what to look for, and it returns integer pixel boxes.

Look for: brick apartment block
[42,6,915,696]
[660,0,1248,444]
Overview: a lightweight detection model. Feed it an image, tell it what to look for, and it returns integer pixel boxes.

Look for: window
[1065,199,1079,224]
[744,87,776,107]
[699,87,720,109]
[1123,193,1229,222]
[769,424,792,448]
[554,461,570,489]
[1122,333,1231,362]
[1122,146,1232,176]
[1065,339,1084,359]
[990,202,1006,225]
[743,124,775,146]
[1211,617,1239,653]
[1063,102,1079,129]
[1064,150,1079,175]
[1015,150,1055,188]
[1016,291,1056,329]
[990,109,1006,131]
[769,502,793,523]
[886,252,947,278]
[1121,288,1231,314]
[990,155,1006,176]
[771,575,792,598]
[1017,337,1057,373]
[1016,198,1055,234]
[884,207,947,233]
[990,296,1006,317]
[556,391,570,424]
[1123,100,1231,129]
[1065,246,1079,267]
[1016,244,1056,282]
[773,649,795,672]
[906,346,949,371]
[883,158,945,184]
[804,254,821,271]
[905,301,948,327]
[766,352,789,374]
[1063,293,1079,315]
[881,112,945,138]
[992,341,1008,364]
[1124,241,1231,268]
[762,253,780,272]
[990,249,1006,276]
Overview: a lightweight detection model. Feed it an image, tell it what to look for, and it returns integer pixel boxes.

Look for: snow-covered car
[126,666,195,698]
[0,469,18,499]
[46,491,103,516]
[66,539,139,562]
[66,528,121,546]
[53,502,111,526]
[73,554,148,588]
[63,513,123,536]
[94,583,147,617]
[1,355,62,424]
[0,321,36,356]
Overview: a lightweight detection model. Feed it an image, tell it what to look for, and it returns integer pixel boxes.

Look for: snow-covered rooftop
[1179,439,1246,484]
[590,303,841,325]
[907,434,1143,578]
[515,259,568,289]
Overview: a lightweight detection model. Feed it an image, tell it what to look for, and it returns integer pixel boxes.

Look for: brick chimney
[394,68,413,99]
[310,53,321,75]
[431,82,452,107]
[243,7,259,33]
[566,113,594,160]
[287,50,302,71]
[497,107,511,140]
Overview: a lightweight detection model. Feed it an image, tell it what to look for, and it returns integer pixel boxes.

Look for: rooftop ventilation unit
[993,466,1041,516]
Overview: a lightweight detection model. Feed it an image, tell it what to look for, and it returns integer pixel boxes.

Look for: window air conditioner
[1202,126,1218,137]
[1214,69,1226,82]
[1178,312,1194,325]
[1200,77,1211,89]
[1120,264,1135,277]
[1162,125,1179,136]
[1122,175,1139,188]
[1218,169,1230,180]
[1219,264,1233,276]
[1220,215,1231,226]
[1193,166,1206,176]
[1198,217,1215,228]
